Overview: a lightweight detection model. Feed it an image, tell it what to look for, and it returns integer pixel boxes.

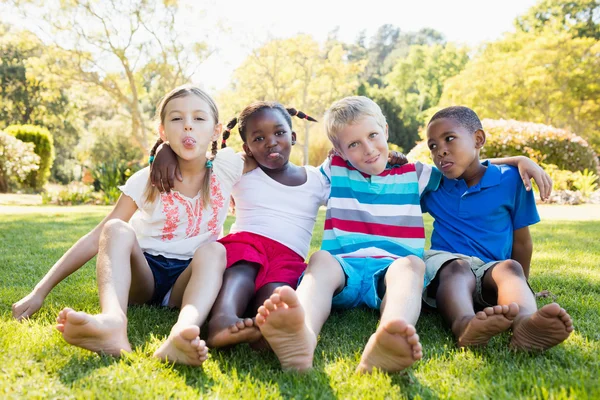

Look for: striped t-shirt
[320,156,442,259]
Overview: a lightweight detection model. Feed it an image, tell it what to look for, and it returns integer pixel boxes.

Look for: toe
[407,333,420,345]
[257,305,268,317]
[264,299,275,311]
[244,318,254,327]
[235,320,246,330]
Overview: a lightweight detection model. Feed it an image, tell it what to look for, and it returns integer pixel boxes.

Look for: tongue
[268,153,280,159]
[183,138,196,148]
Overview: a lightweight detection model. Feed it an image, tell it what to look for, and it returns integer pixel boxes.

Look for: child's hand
[517,156,553,201]
[12,291,45,321]
[327,148,340,159]
[388,151,408,166]
[240,152,258,174]
[150,143,181,192]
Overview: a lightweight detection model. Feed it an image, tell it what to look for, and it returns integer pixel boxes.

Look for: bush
[407,119,599,173]
[92,160,142,205]
[41,182,100,205]
[480,119,598,173]
[5,124,55,191]
[0,131,40,193]
[544,163,600,199]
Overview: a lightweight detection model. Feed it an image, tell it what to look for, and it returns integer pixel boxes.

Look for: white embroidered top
[119,147,243,260]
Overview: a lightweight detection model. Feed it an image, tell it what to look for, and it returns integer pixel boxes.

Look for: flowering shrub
[0,131,40,193]
[407,119,599,173]
[41,182,102,205]
[5,124,55,191]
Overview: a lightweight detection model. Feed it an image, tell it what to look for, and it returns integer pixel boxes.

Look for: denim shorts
[144,253,192,305]
[330,256,396,310]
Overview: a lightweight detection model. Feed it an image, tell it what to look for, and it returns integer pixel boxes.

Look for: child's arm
[11,195,138,321]
[488,156,552,201]
[150,143,180,192]
[239,152,258,174]
[512,226,533,279]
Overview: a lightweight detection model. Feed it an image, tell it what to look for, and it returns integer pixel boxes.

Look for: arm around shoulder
[488,156,552,201]
[11,194,138,321]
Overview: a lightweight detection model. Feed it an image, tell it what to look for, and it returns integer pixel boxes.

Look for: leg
[206,261,261,348]
[56,220,154,356]
[255,250,345,371]
[154,242,227,365]
[357,256,425,373]
[482,260,573,350]
[436,260,517,347]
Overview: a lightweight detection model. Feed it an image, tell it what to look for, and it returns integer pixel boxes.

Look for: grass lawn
[1,205,599,399]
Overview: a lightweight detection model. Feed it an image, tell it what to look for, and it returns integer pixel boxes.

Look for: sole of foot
[153,325,208,366]
[356,319,422,374]
[207,316,262,348]
[56,307,131,357]
[255,286,316,372]
[457,303,519,347]
[510,303,573,351]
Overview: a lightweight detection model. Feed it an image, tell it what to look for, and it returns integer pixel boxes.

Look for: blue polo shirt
[421,161,540,263]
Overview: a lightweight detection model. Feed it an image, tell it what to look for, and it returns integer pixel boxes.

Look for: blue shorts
[331,256,396,310]
[144,253,191,305]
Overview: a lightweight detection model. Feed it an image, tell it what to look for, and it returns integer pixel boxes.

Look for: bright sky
[2,0,539,92]
[190,0,539,91]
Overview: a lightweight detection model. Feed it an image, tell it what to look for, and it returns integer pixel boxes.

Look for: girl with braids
[12,85,253,366]
[151,101,331,349]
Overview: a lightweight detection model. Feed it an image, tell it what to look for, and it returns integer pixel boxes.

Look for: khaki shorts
[422,250,501,308]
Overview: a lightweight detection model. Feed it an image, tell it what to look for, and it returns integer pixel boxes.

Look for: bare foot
[456,303,520,347]
[357,319,422,374]
[510,303,574,351]
[153,325,208,366]
[207,315,262,348]
[255,286,316,371]
[55,308,131,356]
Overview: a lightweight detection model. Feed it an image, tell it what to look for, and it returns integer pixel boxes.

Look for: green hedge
[408,119,599,173]
[5,124,55,191]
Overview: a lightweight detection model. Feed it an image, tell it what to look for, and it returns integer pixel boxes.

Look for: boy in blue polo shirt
[421,106,573,350]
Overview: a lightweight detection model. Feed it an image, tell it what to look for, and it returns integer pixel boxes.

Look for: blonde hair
[144,85,219,207]
[324,96,387,148]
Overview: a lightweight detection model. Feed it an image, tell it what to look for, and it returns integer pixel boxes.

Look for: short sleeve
[414,162,442,197]
[319,157,332,184]
[213,147,243,187]
[511,172,540,230]
[118,167,150,209]
[307,164,331,205]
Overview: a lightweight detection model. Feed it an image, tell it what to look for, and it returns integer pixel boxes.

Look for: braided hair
[224,101,317,145]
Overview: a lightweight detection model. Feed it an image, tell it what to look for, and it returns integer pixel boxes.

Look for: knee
[438,259,472,280]
[193,242,226,267]
[493,259,525,279]
[305,250,341,277]
[387,255,425,277]
[101,219,135,240]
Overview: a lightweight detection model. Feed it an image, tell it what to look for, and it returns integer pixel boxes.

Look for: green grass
[1,205,599,399]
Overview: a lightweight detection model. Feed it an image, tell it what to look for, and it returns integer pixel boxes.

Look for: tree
[346,25,446,86]
[0,24,83,182]
[7,0,211,151]
[219,34,366,165]
[516,0,600,39]
[372,43,469,151]
[440,30,600,151]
